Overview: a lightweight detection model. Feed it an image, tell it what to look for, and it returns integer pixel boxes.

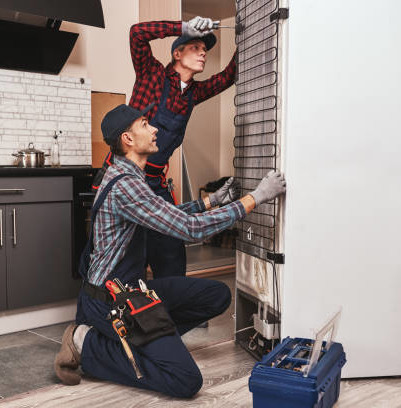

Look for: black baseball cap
[171,33,217,54]
[101,103,155,145]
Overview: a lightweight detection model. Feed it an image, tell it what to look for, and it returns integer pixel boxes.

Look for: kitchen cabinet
[0,205,6,310]
[0,177,80,310]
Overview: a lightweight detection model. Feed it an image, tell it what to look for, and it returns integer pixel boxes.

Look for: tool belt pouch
[113,291,176,347]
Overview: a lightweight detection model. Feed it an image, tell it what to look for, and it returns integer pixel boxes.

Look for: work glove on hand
[209,177,241,207]
[183,16,216,37]
[249,171,286,206]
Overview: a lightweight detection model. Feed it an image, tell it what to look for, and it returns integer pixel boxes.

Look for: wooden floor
[0,340,400,408]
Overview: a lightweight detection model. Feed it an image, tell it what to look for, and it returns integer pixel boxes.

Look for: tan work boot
[54,323,82,385]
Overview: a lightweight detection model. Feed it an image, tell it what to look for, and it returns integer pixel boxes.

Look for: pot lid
[18,142,44,154]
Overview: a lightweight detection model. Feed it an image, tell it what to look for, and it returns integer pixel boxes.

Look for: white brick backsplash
[32,95,48,101]
[58,121,88,132]
[63,108,81,117]
[1,103,18,112]
[0,69,22,77]
[57,87,87,99]
[0,112,14,119]
[10,93,31,100]
[0,82,24,94]
[1,99,16,106]
[0,118,27,129]
[26,85,58,97]
[1,140,20,149]
[4,129,31,136]
[24,72,42,80]
[26,120,58,131]
[0,69,91,165]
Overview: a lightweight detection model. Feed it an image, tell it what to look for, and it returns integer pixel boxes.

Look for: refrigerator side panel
[282,0,401,377]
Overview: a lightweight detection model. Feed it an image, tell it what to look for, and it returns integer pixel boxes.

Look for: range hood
[0,0,105,75]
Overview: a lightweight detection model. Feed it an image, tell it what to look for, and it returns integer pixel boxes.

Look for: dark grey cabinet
[0,205,6,310]
[0,177,80,310]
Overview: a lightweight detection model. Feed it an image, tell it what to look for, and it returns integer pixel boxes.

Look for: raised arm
[129,21,182,77]
[193,51,237,104]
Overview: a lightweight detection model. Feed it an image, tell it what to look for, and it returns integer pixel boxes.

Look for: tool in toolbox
[106,278,143,379]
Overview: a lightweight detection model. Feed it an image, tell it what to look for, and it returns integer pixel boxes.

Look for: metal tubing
[234,0,282,261]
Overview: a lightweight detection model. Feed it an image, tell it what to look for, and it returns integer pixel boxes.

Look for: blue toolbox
[249,312,346,408]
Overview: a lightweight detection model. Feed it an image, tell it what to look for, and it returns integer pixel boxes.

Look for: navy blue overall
[145,78,195,279]
[75,174,231,398]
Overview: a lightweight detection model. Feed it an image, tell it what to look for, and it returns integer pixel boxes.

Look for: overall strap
[79,173,132,280]
[159,77,171,107]
[91,173,129,221]
[159,77,194,112]
[185,87,195,114]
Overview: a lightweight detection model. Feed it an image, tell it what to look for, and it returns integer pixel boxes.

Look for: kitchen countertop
[0,166,99,177]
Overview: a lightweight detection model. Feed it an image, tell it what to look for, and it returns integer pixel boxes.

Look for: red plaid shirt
[128,20,236,117]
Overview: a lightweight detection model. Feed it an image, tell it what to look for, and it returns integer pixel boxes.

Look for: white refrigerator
[235,0,401,378]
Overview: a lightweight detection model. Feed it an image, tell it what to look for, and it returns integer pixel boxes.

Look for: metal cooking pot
[12,142,49,168]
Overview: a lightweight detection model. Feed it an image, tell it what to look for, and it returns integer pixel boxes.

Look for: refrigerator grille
[234,0,282,262]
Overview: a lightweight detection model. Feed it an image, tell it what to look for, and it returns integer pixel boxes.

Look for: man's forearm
[129,21,183,75]
[130,21,182,45]
[203,196,212,210]
[239,194,256,214]
[203,194,255,213]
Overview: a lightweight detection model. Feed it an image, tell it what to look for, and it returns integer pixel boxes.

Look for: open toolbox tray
[270,337,326,373]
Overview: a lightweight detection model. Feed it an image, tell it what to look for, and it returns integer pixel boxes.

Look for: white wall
[282,0,401,377]
[61,0,138,103]
[219,16,236,177]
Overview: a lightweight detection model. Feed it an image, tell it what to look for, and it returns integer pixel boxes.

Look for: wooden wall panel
[91,92,126,168]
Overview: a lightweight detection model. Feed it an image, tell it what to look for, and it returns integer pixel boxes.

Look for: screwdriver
[213,22,234,29]
[212,21,244,34]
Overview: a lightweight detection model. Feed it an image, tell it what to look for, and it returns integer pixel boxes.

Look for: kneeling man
[54,103,286,398]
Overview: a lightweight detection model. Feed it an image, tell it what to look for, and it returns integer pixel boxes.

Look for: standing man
[93,17,237,278]
[55,104,286,397]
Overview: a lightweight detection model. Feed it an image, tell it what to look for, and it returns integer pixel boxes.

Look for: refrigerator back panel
[234,0,284,262]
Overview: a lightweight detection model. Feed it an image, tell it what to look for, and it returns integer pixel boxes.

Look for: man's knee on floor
[172,369,203,398]
[209,281,232,315]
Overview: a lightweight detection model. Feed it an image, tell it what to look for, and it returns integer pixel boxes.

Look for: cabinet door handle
[12,208,17,246]
[0,188,26,194]
[0,209,3,248]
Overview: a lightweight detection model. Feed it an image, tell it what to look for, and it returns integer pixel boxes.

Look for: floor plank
[1,341,401,408]
[0,341,255,408]
[337,377,401,408]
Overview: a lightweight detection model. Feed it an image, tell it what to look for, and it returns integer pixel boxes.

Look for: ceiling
[182,0,236,20]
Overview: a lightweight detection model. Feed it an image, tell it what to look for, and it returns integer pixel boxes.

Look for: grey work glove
[209,177,241,207]
[182,16,216,37]
[249,170,286,206]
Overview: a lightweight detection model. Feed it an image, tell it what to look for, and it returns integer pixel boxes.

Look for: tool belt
[83,279,176,347]
[83,280,113,303]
